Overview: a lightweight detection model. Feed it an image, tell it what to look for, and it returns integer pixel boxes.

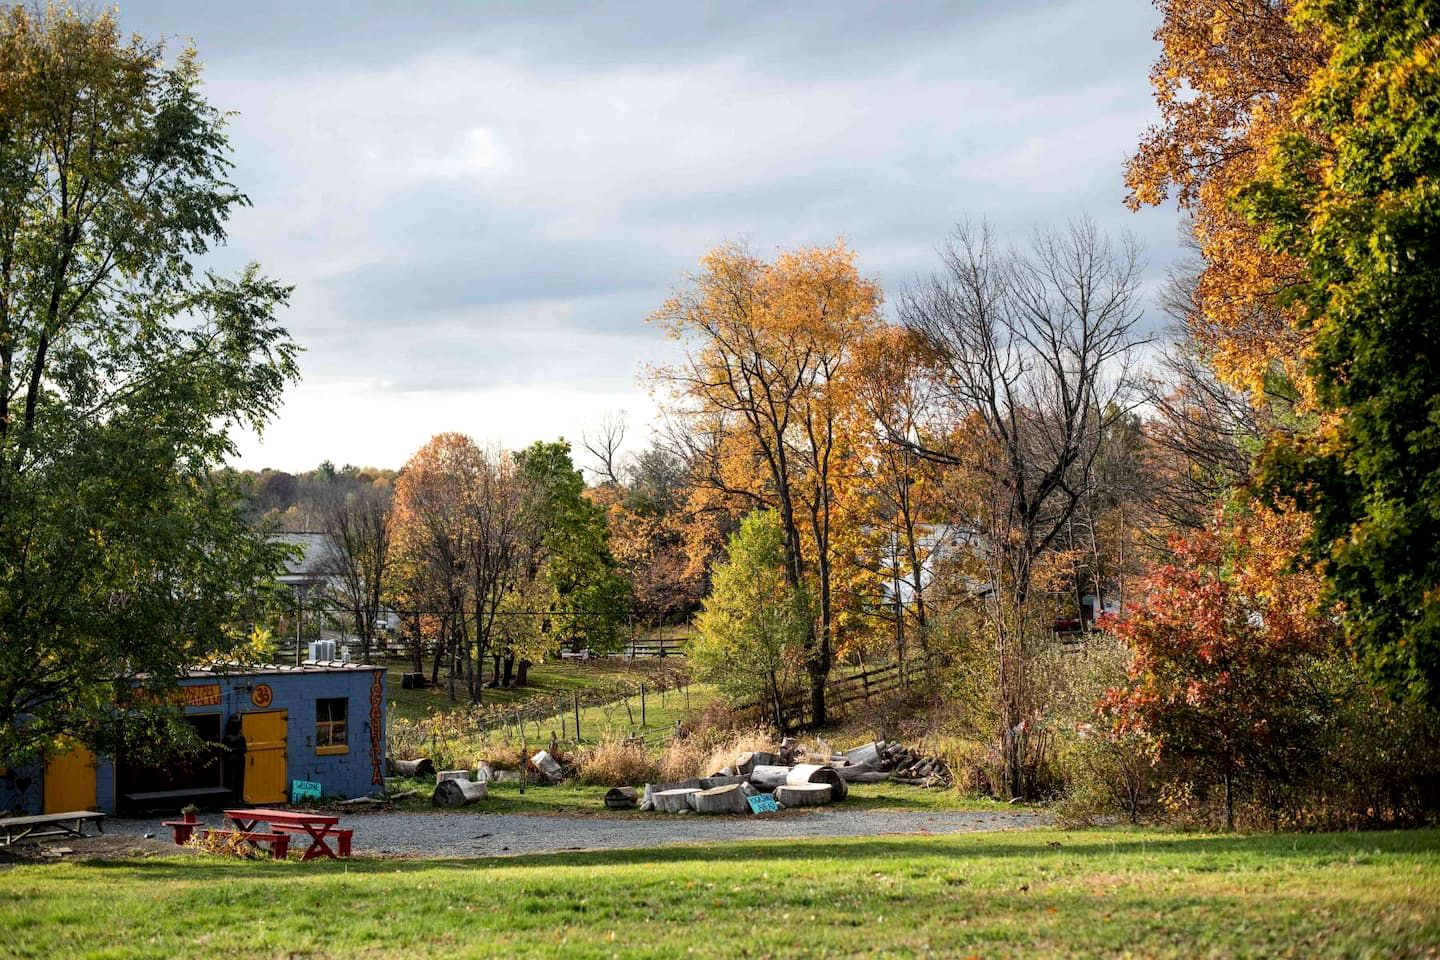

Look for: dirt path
[102,808,1049,858]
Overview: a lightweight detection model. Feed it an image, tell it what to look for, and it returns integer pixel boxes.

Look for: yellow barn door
[241,710,288,804]
[44,743,97,814]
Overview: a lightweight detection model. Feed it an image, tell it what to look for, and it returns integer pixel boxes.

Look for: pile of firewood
[871,740,953,788]
[797,740,953,789]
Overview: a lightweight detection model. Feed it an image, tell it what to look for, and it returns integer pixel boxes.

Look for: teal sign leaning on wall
[291,780,322,802]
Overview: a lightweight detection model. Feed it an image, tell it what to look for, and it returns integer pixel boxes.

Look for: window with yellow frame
[315,698,348,754]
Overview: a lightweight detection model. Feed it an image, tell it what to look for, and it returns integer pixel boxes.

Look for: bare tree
[319,482,394,663]
[581,410,628,487]
[899,217,1145,798]
[462,446,538,695]
[1142,246,1265,535]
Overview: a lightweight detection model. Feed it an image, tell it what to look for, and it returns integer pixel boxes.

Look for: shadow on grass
[66,827,1440,883]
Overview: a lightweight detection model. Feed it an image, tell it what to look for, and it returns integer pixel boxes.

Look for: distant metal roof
[182,661,379,678]
[270,532,335,586]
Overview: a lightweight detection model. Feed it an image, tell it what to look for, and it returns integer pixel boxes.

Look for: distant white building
[270,532,398,652]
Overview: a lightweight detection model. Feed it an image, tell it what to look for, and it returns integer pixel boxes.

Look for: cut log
[691,783,751,815]
[844,742,883,768]
[845,771,892,784]
[699,774,747,790]
[653,788,702,813]
[436,770,469,783]
[388,757,435,778]
[473,762,493,783]
[529,750,564,783]
[747,764,793,791]
[787,763,849,802]
[642,779,702,810]
[773,783,831,807]
[604,786,638,810]
[431,778,488,807]
[835,762,879,783]
[733,752,757,775]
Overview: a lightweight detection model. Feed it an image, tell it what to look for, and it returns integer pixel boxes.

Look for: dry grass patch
[575,736,658,786]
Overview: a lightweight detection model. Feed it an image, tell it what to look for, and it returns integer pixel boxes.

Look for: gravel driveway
[105,808,1049,858]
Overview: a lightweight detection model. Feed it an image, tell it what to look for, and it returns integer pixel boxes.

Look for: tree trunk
[807,656,828,727]
[1223,764,1235,832]
[515,658,532,687]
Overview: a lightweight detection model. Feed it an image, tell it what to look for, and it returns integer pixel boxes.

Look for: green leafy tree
[1238,0,1440,707]
[692,509,810,730]
[0,7,297,766]
[513,440,629,672]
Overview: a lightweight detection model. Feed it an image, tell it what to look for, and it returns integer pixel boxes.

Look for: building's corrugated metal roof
[181,661,379,678]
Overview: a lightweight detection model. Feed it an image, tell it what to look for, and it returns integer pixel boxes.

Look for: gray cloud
[109,0,1179,469]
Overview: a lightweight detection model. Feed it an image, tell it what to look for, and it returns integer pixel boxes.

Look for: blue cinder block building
[0,662,386,816]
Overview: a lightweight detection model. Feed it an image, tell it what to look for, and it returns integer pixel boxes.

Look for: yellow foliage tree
[651,241,883,724]
[1125,0,1328,400]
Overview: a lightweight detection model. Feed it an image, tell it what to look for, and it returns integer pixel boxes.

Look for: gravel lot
[104,808,1049,858]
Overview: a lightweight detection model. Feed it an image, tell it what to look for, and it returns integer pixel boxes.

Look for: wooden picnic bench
[0,810,105,846]
[223,808,350,861]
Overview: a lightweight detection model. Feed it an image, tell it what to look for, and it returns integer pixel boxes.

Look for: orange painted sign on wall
[131,683,221,709]
[182,684,221,707]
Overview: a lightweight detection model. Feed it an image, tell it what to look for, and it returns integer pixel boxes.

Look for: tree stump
[774,783,831,807]
[788,763,848,802]
[691,783,751,814]
[431,778,489,807]
[653,788,702,813]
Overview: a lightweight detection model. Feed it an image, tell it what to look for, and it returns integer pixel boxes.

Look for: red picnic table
[222,808,351,861]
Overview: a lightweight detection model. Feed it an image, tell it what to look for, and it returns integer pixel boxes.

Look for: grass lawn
[3,828,1435,958]
[383,657,690,724]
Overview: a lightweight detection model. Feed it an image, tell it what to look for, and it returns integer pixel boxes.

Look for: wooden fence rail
[735,660,915,727]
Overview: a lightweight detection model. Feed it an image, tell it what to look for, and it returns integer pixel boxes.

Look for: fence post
[640,682,647,727]
[573,692,581,743]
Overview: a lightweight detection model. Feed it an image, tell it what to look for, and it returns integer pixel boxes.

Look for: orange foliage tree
[1125,0,1328,399]
[651,241,883,724]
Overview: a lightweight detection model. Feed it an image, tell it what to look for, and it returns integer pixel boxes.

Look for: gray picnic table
[0,810,105,845]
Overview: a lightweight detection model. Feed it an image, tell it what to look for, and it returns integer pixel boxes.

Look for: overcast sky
[114,1,1180,472]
